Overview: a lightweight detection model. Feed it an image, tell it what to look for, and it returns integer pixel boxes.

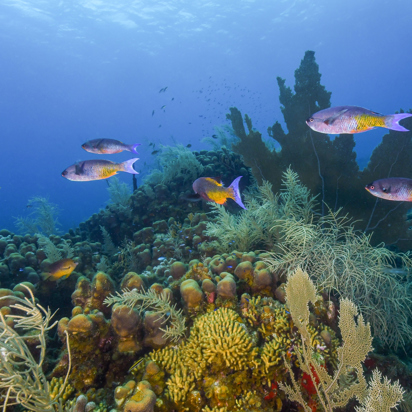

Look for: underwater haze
[0,0,411,232]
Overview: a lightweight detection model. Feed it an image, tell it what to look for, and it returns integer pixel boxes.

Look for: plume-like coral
[280,268,403,412]
[104,287,186,342]
[0,286,71,411]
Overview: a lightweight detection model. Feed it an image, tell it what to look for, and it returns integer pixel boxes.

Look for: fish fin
[211,176,223,184]
[228,176,247,209]
[384,113,412,132]
[74,162,85,175]
[324,109,349,125]
[40,272,52,281]
[120,158,139,174]
[126,143,141,154]
[182,193,202,202]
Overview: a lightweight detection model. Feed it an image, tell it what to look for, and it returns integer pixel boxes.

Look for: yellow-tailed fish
[191,176,246,209]
[81,139,140,154]
[62,158,139,181]
[41,258,78,281]
[306,106,412,134]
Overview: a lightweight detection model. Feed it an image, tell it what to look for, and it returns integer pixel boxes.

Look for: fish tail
[384,113,412,132]
[229,176,247,209]
[40,272,51,281]
[126,143,141,154]
[120,158,139,174]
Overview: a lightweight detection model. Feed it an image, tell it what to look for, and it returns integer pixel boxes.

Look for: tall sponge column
[180,279,204,311]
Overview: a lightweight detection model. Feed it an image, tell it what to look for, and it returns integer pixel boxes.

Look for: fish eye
[370,185,374,190]
[62,170,68,176]
[308,117,314,122]
[382,187,387,193]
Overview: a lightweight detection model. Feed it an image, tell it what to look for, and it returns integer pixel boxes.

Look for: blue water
[0,0,411,233]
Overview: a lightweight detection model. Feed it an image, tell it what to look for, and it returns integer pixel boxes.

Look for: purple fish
[62,158,139,181]
[82,139,141,154]
[306,106,412,134]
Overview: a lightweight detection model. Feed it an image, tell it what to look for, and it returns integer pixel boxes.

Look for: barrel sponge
[180,279,204,309]
[71,276,92,309]
[252,267,272,289]
[234,261,253,281]
[202,278,216,294]
[209,256,227,275]
[111,304,142,337]
[121,272,144,291]
[89,271,115,314]
[170,261,187,280]
[67,314,95,335]
[123,380,157,412]
[216,276,237,300]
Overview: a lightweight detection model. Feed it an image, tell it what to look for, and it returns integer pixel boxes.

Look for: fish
[306,106,412,134]
[365,177,412,201]
[151,150,160,155]
[212,134,218,139]
[41,258,78,282]
[81,139,140,154]
[152,110,155,116]
[186,144,192,148]
[161,105,166,110]
[128,358,144,373]
[62,159,139,181]
[192,176,246,209]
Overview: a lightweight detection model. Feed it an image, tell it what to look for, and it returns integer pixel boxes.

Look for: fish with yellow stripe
[62,158,139,181]
[306,106,412,134]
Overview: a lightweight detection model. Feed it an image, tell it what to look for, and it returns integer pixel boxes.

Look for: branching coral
[149,308,260,408]
[144,145,204,186]
[225,168,412,351]
[37,235,74,263]
[280,268,404,412]
[104,288,186,342]
[14,196,61,236]
[205,168,317,253]
[0,285,71,411]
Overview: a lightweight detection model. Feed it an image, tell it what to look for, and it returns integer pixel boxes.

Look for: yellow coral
[49,376,74,404]
[151,308,258,406]
[166,366,195,403]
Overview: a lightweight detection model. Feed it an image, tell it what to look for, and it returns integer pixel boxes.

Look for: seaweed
[14,196,60,236]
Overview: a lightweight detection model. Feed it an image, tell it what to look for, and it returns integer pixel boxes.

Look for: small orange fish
[42,258,78,281]
[192,176,246,209]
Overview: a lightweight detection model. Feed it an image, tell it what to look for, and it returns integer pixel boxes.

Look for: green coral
[144,145,204,186]
[14,196,60,235]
